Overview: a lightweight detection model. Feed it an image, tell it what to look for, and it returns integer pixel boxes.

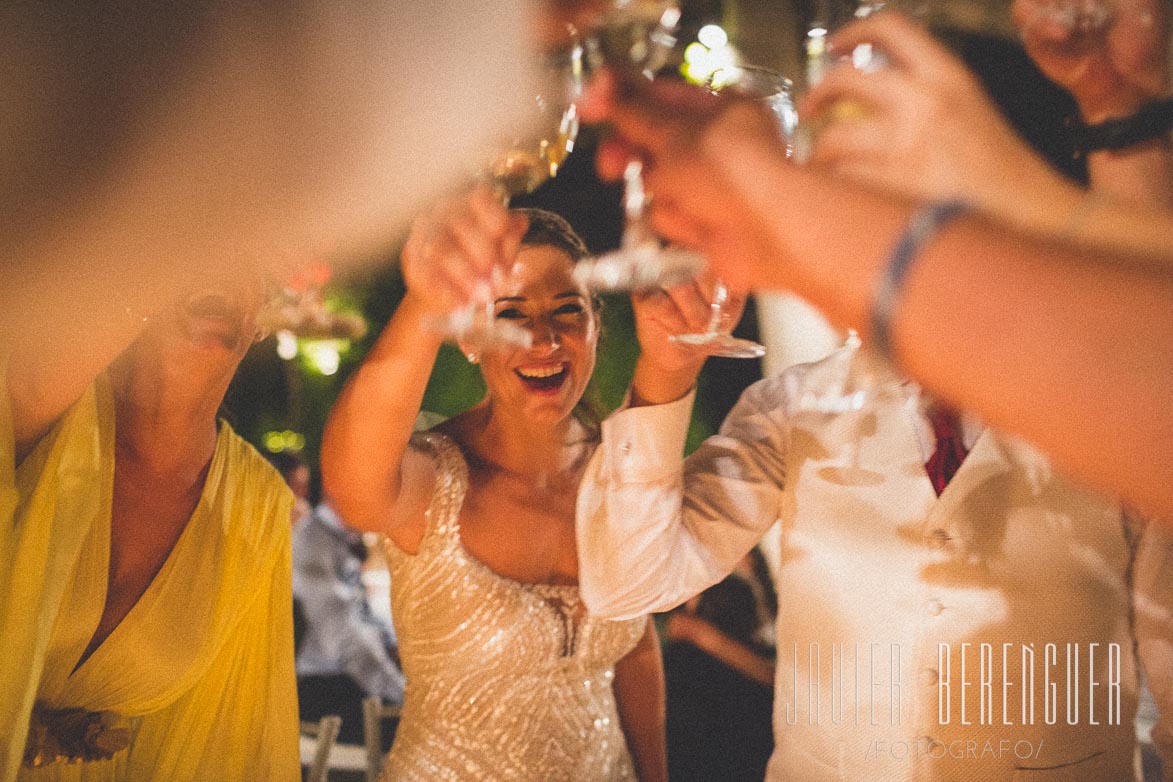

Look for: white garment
[577,342,1173,782]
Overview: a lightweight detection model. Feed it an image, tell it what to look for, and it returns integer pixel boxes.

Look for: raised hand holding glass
[426,41,584,351]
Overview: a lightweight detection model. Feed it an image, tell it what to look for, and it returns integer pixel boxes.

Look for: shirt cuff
[599,389,695,484]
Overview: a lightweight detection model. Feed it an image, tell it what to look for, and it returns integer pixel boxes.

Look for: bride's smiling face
[472,243,598,423]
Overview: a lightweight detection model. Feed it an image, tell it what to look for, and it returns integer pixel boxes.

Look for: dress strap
[408,431,468,553]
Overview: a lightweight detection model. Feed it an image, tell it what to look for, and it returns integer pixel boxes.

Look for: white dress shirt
[577,342,1172,781]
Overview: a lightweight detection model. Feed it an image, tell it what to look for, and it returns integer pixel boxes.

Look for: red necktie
[925,404,968,496]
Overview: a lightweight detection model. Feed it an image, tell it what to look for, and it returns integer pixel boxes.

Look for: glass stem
[706,281,729,334]
[620,160,654,250]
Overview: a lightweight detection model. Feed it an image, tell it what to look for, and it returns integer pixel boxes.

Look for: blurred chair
[300,714,342,782]
[362,697,402,782]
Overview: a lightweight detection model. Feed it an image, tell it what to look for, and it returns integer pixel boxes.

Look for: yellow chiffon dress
[0,374,299,782]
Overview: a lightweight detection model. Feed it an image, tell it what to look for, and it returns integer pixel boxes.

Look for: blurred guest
[1,1,532,362]
[293,499,404,745]
[1,271,298,780]
[322,193,680,781]
[662,552,776,782]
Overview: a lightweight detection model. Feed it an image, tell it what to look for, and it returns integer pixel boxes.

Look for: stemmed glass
[796,4,894,414]
[426,40,585,351]
[668,280,765,358]
[570,0,709,294]
[665,65,799,360]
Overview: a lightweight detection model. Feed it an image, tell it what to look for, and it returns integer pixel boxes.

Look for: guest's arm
[665,611,774,687]
[581,59,1173,521]
[612,617,668,782]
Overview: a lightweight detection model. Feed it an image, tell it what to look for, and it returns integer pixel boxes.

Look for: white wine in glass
[429,42,583,350]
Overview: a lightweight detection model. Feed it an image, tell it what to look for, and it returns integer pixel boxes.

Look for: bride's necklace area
[467,421,597,494]
[475,440,595,493]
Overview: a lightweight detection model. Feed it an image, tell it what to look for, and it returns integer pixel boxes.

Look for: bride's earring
[466,351,479,364]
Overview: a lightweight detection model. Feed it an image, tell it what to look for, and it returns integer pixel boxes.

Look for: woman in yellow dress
[0,271,299,781]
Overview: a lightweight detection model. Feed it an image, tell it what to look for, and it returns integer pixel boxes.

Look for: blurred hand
[399,186,528,315]
[1014,0,1170,121]
[581,70,791,291]
[801,13,1067,215]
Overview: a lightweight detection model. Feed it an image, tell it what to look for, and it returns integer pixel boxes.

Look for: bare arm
[321,189,526,535]
[724,154,1173,522]
[7,309,151,463]
[665,611,774,687]
[581,60,1173,521]
[612,617,668,782]
[320,293,445,535]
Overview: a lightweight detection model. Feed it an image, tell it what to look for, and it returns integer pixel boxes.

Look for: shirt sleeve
[577,379,788,620]
[1131,513,1173,780]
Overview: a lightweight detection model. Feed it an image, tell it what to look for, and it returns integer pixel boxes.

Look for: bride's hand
[400,186,528,315]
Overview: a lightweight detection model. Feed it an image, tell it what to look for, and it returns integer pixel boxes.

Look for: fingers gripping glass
[571,1,709,295]
[427,41,585,351]
[668,280,765,358]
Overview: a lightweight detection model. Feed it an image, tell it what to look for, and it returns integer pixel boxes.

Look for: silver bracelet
[870,200,972,364]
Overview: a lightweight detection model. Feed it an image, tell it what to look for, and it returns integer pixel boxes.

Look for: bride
[322,188,709,781]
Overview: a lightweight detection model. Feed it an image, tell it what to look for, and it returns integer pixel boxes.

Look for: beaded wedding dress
[378,433,645,781]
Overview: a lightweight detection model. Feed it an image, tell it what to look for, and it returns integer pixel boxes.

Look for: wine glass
[665,65,797,359]
[668,279,765,358]
[426,40,585,351]
[795,0,893,162]
[571,0,709,294]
